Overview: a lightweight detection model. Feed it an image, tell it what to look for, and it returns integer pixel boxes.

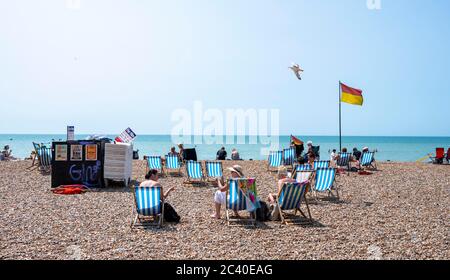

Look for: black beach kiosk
[51,139,110,188]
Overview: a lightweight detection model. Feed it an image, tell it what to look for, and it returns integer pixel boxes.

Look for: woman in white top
[211,165,244,219]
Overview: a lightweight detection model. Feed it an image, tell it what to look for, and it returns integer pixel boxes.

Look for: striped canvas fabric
[360,152,375,166]
[296,164,313,171]
[268,151,283,167]
[283,147,296,165]
[337,153,351,167]
[39,147,52,167]
[314,168,336,192]
[295,171,313,183]
[186,161,203,179]
[278,182,307,210]
[165,155,180,169]
[147,156,162,170]
[227,179,257,211]
[135,187,162,216]
[205,161,223,178]
[314,160,330,170]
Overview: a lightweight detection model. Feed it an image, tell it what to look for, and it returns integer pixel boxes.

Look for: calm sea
[0,134,449,162]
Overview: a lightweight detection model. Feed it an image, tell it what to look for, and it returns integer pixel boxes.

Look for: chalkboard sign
[51,140,109,188]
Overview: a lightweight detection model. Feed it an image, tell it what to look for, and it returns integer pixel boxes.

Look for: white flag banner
[115,127,137,143]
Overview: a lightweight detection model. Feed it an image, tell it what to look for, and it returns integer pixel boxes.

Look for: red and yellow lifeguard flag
[291,135,303,145]
[340,82,364,106]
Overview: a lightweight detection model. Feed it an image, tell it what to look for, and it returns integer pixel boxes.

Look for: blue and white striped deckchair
[30,142,41,169]
[276,182,312,224]
[38,147,52,172]
[165,155,181,175]
[313,168,339,199]
[337,152,352,171]
[360,152,377,169]
[295,164,313,171]
[283,147,296,166]
[314,160,330,170]
[205,161,223,181]
[132,186,164,228]
[146,156,163,174]
[185,160,204,184]
[268,151,283,171]
[226,178,257,226]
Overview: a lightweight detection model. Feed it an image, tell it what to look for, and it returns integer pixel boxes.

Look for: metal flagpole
[339,81,342,152]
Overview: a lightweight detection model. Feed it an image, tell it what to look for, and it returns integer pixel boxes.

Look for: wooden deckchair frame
[165,155,182,176]
[267,151,283,172]
[311,168,340,201]
[145,156,165,176]
[205,161,223,183]
[184,161,205,185]
[276,182,312,225]
[360,152,378,170]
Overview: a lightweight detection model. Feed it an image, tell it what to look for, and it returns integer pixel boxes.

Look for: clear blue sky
[1,0,449,136]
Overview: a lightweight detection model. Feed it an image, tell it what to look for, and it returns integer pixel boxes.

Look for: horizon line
[1,133,450,138]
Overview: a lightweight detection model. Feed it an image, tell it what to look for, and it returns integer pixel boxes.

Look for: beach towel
[358,170,373,175]
[52,185,88,195]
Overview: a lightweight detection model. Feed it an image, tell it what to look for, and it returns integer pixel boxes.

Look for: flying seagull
[289,63,304,80]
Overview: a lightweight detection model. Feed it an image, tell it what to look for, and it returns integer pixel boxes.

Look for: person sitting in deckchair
[267,166,297,205]
[211,165,243,219]
[140,169,175,199]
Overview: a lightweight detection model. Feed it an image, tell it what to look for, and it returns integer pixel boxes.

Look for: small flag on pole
[340,82,364,106]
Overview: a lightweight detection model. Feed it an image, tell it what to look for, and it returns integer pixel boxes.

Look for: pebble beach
[0,160,449,260]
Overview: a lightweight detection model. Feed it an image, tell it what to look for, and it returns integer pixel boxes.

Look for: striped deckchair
[226,178,257,226]
[312,168,339,199]
[268,151,283,171]
[131,186,164,228]
[38,146,52,172]
[165,155,182,176]
[314,160,330,170]
[29,142,41,169]
[337,152,352,172]
[276,182,312,225]
[185,160,204,184]
[283,147,296,167]
[146,156,164,174]
[295,164,313,172]
[205,161,223,181]
[360,152,377,170]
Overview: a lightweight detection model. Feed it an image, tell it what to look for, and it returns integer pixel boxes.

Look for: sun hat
[363,147,369,151]
[307,141,313,145]
[227,165,244,177]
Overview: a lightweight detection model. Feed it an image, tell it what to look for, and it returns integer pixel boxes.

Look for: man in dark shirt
[216,147,227,160]
[353,148,362,161]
